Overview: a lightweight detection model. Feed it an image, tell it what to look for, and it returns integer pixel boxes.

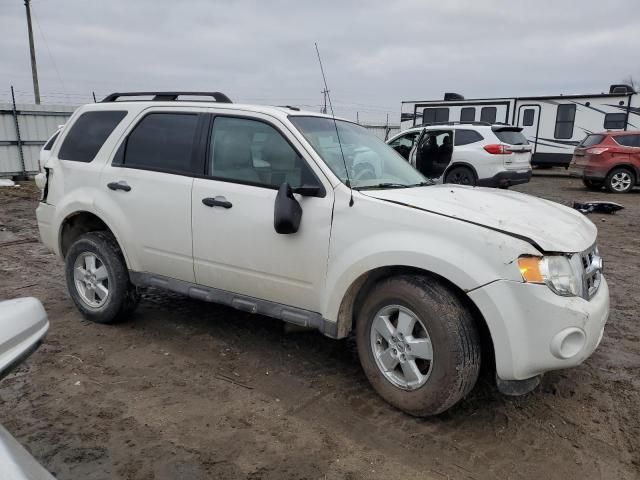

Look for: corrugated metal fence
[0,98,76,177]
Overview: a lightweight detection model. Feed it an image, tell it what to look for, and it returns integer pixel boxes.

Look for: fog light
[550,328,586,359]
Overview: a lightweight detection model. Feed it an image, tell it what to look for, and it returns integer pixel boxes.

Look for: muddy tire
[582,179,603,191]
[445,166,476,186]
[356,275,480,416]
[65,231,140,324]
[604,167,635,193]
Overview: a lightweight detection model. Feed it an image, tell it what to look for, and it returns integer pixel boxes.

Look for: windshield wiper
[406,181,433,187]
[355,183,411,190]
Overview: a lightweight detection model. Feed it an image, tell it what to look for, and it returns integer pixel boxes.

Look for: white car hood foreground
[366,185,597,253]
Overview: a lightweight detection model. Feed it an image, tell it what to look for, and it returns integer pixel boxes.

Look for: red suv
[571,131,640,193]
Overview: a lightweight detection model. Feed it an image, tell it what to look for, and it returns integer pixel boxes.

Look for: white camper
[401,85,639,167]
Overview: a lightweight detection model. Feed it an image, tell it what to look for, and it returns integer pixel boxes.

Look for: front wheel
[445,166,476,186]
[65,231,140,324]
[356,275,481,416]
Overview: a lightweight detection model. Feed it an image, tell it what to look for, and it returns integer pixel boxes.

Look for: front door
[517,105,541,154]
[192,114,334,312]
[413,129,454,181]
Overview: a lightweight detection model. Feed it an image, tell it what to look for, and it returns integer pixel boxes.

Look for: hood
[364,185,597,253]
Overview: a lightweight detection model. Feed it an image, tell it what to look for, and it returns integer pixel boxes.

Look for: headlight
[518,255,581,297]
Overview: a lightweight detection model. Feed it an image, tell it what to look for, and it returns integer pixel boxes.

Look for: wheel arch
[58,210,131,268]
[443,162,479,182]
[606,163,639,182]
[335,265,495,370]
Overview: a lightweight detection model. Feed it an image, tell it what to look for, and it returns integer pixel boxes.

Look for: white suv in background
[387,122,532,187]
[36,92,607,416]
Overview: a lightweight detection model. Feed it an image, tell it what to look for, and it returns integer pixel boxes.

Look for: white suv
[36,92,608,416]
[387,123,532,187]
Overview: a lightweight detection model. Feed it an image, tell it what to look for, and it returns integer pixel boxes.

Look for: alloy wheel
[370,305,433,390]
[73,252,110,308]
[610,171,632,192]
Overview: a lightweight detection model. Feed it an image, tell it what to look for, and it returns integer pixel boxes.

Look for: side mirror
[0,297,49,382]
[274,182,302,234]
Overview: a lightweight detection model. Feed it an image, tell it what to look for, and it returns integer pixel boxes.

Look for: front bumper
[477,169,532,188]
[468,276,609,381]
[0,425,55,480]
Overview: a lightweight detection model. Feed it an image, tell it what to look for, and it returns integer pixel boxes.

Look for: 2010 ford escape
[35,92,609,416]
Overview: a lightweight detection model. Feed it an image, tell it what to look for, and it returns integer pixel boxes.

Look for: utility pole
[24,0,40,104]
[321,88,329,114]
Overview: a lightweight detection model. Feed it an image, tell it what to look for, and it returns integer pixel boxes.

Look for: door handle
[202,196,232,209]
[107,181,131,192]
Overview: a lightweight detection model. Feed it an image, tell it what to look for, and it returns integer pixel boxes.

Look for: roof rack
[101,91,232,103]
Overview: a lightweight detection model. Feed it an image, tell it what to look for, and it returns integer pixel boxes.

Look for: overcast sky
[1,0,639,123]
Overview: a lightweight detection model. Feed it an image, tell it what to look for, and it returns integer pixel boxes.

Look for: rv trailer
[401,85,639,167]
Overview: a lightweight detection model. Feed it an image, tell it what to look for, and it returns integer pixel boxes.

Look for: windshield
[290,116,429,189]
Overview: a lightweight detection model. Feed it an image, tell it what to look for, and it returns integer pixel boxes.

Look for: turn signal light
[518,256,544,283]
[483,144,512,155]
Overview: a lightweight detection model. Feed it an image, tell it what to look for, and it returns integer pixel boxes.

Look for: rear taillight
[483,144,512,155]
[586,147,609,155]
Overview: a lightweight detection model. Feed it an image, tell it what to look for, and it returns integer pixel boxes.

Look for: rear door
[100,109,204,283]
[517,105,541,154]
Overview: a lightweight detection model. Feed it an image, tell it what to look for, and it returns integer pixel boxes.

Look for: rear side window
[480,107,497,123]
[460,107,475,122]
[123,113,199,174]
[454,129,483,146]
[554,104,576,139]
[494,129,529,145]
[422,107,449,124]
[614,135,640,147]
[603,113,626,130]
[43,131,60,151]
[522,109,535,126]
[58,111,127,162]
[578,134,605,147]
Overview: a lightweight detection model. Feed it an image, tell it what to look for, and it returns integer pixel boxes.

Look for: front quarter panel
[322,187,538,323]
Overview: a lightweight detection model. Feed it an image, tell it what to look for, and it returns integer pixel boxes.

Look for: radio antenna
[315,42,354,207]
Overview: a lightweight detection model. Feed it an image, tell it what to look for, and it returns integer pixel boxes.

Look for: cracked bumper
[468,276,609,380]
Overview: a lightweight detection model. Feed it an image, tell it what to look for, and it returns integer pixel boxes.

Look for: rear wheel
[444,166,476,186]
[582,179,603,191]
[356,275,481,416]
[65,231,140,324]
[605,167,635,193]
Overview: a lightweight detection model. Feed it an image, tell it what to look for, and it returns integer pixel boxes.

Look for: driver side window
[389,131,419,160]
[209,116,316,189]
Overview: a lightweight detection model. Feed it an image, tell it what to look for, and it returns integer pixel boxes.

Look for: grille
[579,244,602,300]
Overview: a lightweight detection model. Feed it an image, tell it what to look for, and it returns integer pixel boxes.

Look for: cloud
[1,0,638,123]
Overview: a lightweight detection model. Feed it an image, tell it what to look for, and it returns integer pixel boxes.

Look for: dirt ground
[0,174,638,480]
